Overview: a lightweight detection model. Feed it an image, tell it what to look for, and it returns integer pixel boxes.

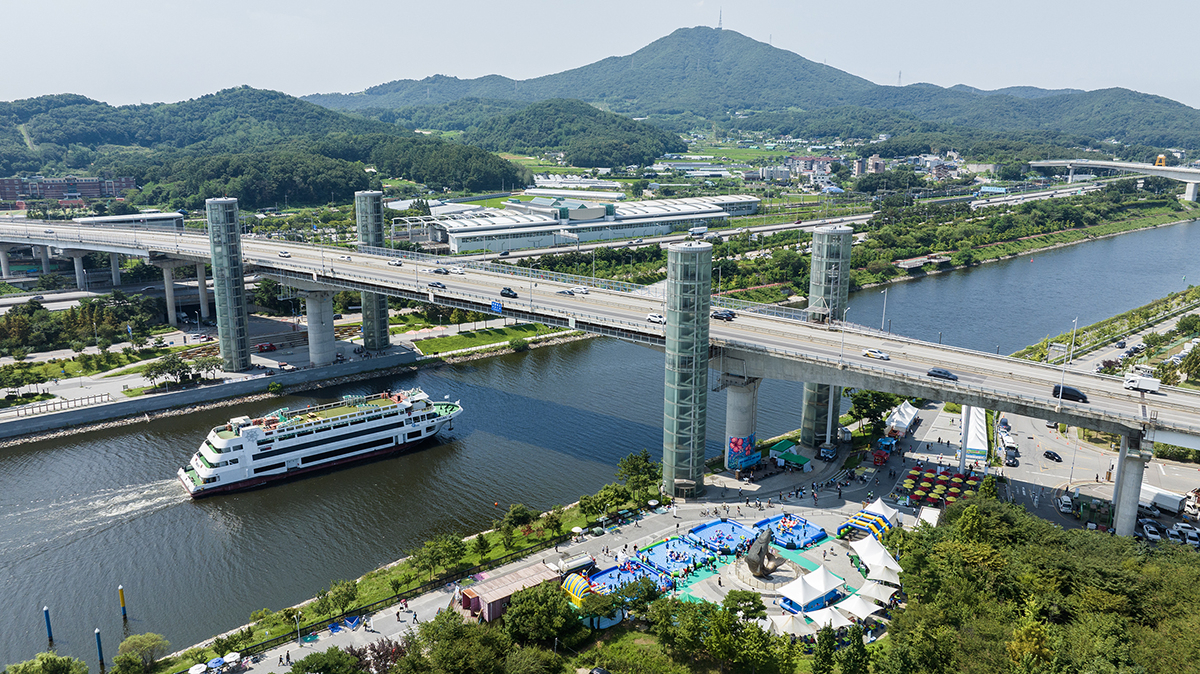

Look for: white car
[277,251,291,258]
[1172,522,1198,535]
[449,267,465,275]
[386,259,403,267]
[1166,529,1183,544]
[337,255,352,261]
[1143,524,1161,542]
[647,313,666,324]
[1187,531,1200,548]
[571,286,589,294]
[862,348,890,360]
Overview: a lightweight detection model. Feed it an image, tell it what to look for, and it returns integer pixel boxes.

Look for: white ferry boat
[178,389,462,497]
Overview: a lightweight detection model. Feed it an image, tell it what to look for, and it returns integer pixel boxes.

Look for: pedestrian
[396,610,401,621]
[286,652,291,666]
[823,549,827,560]
[278,656,283,667]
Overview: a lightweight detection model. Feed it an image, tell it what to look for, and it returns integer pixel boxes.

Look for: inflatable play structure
[836,498,900,540]
[754,513,827,549]
[588,557,674,595]
[689,518,758,554]
[639,536,715,577]
[561,572,593,607]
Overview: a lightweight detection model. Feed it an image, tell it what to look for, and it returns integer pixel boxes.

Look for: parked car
[1043,450,1063,462]
[427,281,446,289]
[256,342,277,352]
[1166,528,1184,544]
[926,367,958,381]
[1115,340,1126,348]
[1004,457,1019,467]
[1143,524,1162,542]
[647,313,666,324]
[278,251,291,258]
[500,287,518,299]
[1172,522,1198,535]
[1188,531,1200,548]
[32,295,44,301]
[1137,518,1162,530]
[862,348,890,360]
[1052,384,1089,403]
[386,259,404,267]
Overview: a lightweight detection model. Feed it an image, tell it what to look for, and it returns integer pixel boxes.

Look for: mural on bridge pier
[727,432,757,470]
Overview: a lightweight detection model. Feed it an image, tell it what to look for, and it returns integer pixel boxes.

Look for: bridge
[3,194,1199,536]
[1030,158,1200,201]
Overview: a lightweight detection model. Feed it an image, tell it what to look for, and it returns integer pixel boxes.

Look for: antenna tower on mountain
[718,9,722,30]
[898,71,902,86]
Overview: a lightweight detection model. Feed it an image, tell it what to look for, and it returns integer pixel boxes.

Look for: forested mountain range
[0,87,529,208]
[461,99,687,167]
[305,26,1200,149]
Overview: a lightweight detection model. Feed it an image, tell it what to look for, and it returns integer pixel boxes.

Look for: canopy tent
[188,666,207,674]
[778,577,828,609]
[867,564,902,586]
[804,565,845,595]
[835,594,884,620]
[805,606,853,629]
[865,498,899,524]
[770,613,816,636]
[850,536,902,572]
[778,451,810,467]
[885,400,919,437]
[854,580,898,604]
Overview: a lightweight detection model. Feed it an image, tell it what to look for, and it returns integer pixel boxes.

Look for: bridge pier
[0,246,11,278]
[152,260,193,328]
[355,191,391,350]
[1112,431,1148,537]
[661,241,712,498]
[110,253,122,287]
[303,290,337,366]
[195,263,209,320]
[66,250,88,291]
[723,376,760,472]
[206,198,251,371]
[1186,182,1198,202]
[39,245,51,275]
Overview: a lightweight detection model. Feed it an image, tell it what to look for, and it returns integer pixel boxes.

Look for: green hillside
[305,26,1200,149]
[463,99,687,167]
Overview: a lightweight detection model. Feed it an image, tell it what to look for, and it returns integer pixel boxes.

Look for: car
[647,313,666,324]
[43,229,54,234]
[1187,531,1200,547]
[1138,518,1162,530]
[1043,450,1063,462]
[386,259,403,267]
[337,255,352,261]
[1058,496,1073,513]
[427,281,446,289]
[498,250,510,256]
[449,267,465,275]
[555,289,575,296]
[255,342,277,352]
[1173,522,1198,535]
[500,287,518,299]
[1115,340,1126,348]
[31,295,44,301]
[1045,419,1057,429]
[1143,524,1162,542]
[926,367,958,381]
[186,333,209,341]
[1166,529,1184,544]
[1138,504,1161,517]
[862,348,890,360]
[332,314,342,320]
[710,309,735,321]
[278,251,291,258]
[432,268,450,275]
[570,286,589,295]
[1004,457,1019,467]
[633,238,644,244]
[141,286,156,292]
[998,417,1011,431]
[1052,384,1089,403]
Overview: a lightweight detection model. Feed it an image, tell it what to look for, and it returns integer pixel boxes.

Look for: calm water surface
[3,219,1199,665]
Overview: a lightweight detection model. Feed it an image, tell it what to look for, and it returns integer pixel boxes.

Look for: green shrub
[267,382,283,395]
[509,337,529,352]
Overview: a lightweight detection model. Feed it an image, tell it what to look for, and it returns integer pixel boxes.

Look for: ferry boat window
[406,431,422,440]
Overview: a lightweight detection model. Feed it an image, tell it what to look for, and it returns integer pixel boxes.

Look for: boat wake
[0,479,183,559]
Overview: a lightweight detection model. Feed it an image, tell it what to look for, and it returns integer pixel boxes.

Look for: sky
[3,0,1198,109]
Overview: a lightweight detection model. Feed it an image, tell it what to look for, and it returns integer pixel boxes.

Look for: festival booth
[689,518,758,555]
[639,536,715,577]
[854,580,898,604]
[960,405,989,466]
[561,573,594,607]
[885,401,919,437]
[753,513,827,549]
[804,606,853,629]
[778,565,846,614]
[770,613,817,636]
[768,440,813,472]
[849,534,902,574]
[835,593,884,620]
[466,563,561,622]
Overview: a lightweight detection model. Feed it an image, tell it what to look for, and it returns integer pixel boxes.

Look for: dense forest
[0,88,532,207]
[357,98,528,133]
[463,99,688,167]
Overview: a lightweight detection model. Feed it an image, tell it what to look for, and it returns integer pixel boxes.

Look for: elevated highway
[2,217,1198,449]
[1030,159,1200,201]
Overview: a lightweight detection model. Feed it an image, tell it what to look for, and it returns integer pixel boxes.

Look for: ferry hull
[179,434,439,499]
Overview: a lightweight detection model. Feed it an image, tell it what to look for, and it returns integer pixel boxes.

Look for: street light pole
[839,307,851,364]
[880,287,888,331]
[1055,317,1078,410]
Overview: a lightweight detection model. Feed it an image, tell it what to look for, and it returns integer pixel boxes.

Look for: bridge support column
[661,241,712,499]
[1113,431,1148,537]
[110,253,121,287]
[196,263,209,320]
[67,251,87,291]
[39,245,51,275]
[206,198,251,371]
[1185,182,1198,202]
[304,291,336,367]
[724,377,760,472]
[163,266,178,327]
[355,190,391,351]
[0,247,11,278]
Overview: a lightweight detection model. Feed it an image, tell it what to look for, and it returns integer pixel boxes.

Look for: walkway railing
[15,393,113,417]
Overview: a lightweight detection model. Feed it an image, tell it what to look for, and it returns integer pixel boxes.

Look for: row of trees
[0,291,164,357]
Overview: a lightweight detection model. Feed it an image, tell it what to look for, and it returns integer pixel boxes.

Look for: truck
[688,226,708,238]
[873,437,896,465]
[1140,484,1186,516]
[1184,488,1200,522]
[1123,375,1160,393]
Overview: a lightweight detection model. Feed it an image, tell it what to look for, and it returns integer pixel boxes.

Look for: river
[3,218,1200,666]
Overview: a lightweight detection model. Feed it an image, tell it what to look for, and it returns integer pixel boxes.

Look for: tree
[118,633,171,671]
[433,532,467,572]
[503,646,561,674]
[1155,361,1181,386]
[618,576,662,617]
[978,474,999,500]
[616,448,661,501]
[503,581,581,645]
[328,579,359,614]
[580,591,624,629]
[192,356,223,380]
[471,533,491,560]
[3,652,89,674]
[595,482,631,513]
[502,503,537,529]
[811,626,837,674]
[542,505,565,537]
[288,647,364,674]
[722,589,767,621]
[499,521,516,551]
[1007,615,1052,667]
[839,624,871,674]
[849,389,900,435]
[1182,349,1200,382]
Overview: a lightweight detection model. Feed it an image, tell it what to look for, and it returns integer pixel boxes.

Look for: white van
[1058,495,1073,513]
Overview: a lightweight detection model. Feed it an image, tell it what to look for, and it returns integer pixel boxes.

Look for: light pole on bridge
[838,307,851,365]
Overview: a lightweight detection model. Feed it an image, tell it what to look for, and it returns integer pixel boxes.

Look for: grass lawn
[0,392,54,409]
[414,324,556,354]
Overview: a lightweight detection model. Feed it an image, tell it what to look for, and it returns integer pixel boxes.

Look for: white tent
[770,613,816,636]
[867,564,902,586]
[835,594,884,620]
[851,535,903,572]
[854,580,897,604]
[885,400,919,436]
[778,577,827,608]
[805,606,853,629]
[865,497,899,524]
[804,565,845,595]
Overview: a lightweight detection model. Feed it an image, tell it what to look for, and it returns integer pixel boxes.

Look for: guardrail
[14,393,112,417]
